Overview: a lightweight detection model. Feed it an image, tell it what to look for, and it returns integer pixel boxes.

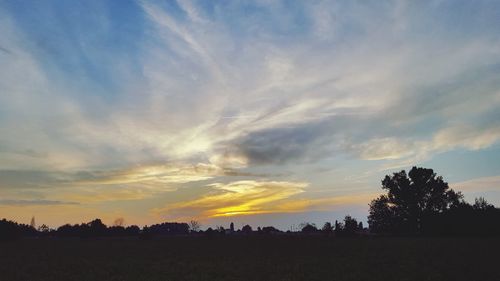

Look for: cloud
[352,124,500,169]
[0,170,64,190]
[74,163,224,185]
[223,121,336,165]
[348,138,415,161]
[154,179,376,220]
[69,162,267,187]
[452,176,500,193]
[154,180,308,219]
[431,125,500,152]
[2,0,499,172]
[449,176,500,206]
[0,1,499,224]
[0,199,78,206]
[271,192,376,213]
[0,162,269,204]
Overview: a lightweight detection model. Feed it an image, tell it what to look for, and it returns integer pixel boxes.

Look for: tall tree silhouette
[368,167,462,234]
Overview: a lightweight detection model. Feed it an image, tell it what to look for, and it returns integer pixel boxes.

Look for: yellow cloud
[154,180,377,220]
[273,192,377,212]
[55,185,165,203]
[75,163,223,186]
[154,180,308,219]
[42,164,220,204]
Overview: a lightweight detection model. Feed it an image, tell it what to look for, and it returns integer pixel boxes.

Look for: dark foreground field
[1,236,499,281]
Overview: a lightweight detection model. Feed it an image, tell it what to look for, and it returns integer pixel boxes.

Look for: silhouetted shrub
[301,223,318,233]
[241,225,253,234]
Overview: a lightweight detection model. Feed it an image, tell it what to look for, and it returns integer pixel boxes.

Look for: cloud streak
[0,199,78,206]
[155,180,308,219]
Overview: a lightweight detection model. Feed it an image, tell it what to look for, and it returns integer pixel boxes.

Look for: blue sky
[0,0,499,229]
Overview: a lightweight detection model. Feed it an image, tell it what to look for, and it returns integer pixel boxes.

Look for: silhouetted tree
[113,218,125,227]
[241,224,253,233]
[368,195,395,233]
[56,224,78,237]
[55,220,138,238]
[108,225,126,236]
[140,226,152,239]
[87,219,107,237]
[216,226,225,234]
[368,167,462,234]
[473,197,494,210]
[333,216,361,236]
[204,227,215,236]
[334,220,343,235]
[230,222,235,232]
[148,222,189,236]
[0,219,21,240]
[38,224,50,233]
[301,223,318,233]
[125,225,140,235]
[189,220,201,232]
[322,222,333,234]
[0,219,37,240]
[261,226,281,234]
[343,216,359,236]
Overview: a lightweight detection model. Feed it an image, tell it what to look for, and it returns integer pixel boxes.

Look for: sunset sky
[0,0,499,229]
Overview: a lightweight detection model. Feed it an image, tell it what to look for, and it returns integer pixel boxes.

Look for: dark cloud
[220,168,269,177]
[220,110,412,166]
[227,119,340,165]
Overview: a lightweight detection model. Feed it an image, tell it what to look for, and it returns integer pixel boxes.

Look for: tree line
[1,166,499,240]
[0,215,366,240]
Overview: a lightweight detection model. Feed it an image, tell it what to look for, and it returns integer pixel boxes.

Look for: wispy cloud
[0,199,78,206]
[75,163,228,185]
[452,176,500,193]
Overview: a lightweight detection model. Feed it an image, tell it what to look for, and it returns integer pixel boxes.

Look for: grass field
[0,236,499,281]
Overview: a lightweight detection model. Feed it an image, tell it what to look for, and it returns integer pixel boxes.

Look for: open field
[1,236,499,281]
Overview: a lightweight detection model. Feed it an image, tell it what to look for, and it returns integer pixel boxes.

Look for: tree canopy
[368,167,463,234]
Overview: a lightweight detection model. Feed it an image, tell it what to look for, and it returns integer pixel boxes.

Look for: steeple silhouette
[30,216,36,229]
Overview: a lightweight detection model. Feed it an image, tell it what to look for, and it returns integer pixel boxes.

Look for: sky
[0,0,499,230]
